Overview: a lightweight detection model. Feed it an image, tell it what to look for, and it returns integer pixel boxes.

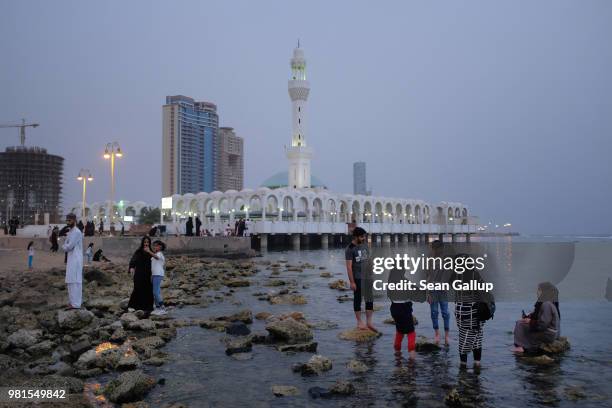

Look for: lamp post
[77,169,93,221]
[103,142,123,227]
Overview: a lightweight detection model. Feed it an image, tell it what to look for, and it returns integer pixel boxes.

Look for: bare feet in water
[367,323,379,333]
[511,346,524,353]
[357,322,369,330]
[434,331,440,344]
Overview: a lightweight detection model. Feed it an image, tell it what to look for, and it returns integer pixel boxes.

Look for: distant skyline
[1,1,611,234]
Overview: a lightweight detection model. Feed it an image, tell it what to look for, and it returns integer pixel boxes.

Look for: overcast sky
[1,0,611,235]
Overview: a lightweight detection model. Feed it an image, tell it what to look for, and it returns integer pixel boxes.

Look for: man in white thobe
[62,213,83,309]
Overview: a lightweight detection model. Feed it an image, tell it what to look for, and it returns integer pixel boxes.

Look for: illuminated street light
[77,169,93,221]
[103,142,122,227]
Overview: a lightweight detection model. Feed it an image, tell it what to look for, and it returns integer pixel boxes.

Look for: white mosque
[160,45,477,248]
[74,45,477,247]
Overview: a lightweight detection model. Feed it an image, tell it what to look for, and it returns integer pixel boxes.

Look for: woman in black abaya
[127,236,155,312]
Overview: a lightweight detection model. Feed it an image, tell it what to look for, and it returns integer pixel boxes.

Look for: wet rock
[120,312,139,326]
[226,321,251,336]
[295,354,332,376]
[127,319,156,331]
[7,329,43,348]
[117,352,140,370]
[277,342,318,353]
[76,367,104,378]
[231,352,253,361]
[338,328,382,343]
[199,320,228,332]
[224,278,250,288]
[225,337,252,355]
[111,327,128,342]
[523,354,555,365]
[121,402,149,408]
[265,279,287,287]
[416,336,441,353]
[156,327,178,342]
[266,318,313,344]
[337,294,353,303]
[383,318,395,325]
[539,337,570,354]
[347,359,369,373]
[255,311,272,320]
[57,309,94,330]
[269,294,308,305]
[320,272,332,278]
[218,310,253,324]
[329,380,355,396]
[271,385,300,397]
[328,279,348,290]
[119,298,130,310]
[132,336,165,354]
[0,354,21,370]
[143,355,169,366]
[103,369,156,403]
[309,320,338,330]
[444,388,462,407]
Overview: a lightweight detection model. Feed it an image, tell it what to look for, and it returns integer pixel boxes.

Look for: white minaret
[286,43,313,189]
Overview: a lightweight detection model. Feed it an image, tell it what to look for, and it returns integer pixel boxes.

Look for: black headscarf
[533,281,560,320]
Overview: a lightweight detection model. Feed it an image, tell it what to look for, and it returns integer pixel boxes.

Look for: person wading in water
[345,227,377,332]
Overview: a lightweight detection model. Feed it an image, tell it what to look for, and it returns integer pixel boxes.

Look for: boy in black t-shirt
[345,227,377,332]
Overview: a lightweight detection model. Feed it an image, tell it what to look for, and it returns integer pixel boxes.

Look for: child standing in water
[150,240,167,315]
[27,241,34,270]
[388,261,417,358]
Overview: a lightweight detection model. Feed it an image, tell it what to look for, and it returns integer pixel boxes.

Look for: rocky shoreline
[0,255,575,407]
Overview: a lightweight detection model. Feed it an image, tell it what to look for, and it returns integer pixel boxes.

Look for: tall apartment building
[353,161,367,195]
[162,95,218,196]
[216,127,244,192]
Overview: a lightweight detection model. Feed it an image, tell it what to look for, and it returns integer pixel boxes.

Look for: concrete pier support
[260,234,268,250]
[300,234,310,248]
[438,233,444,242]
[465,233,471,243]
[292,234,300,251]
[451,234,458,243]
[382,234,391,244]
[321,233,329,249]
[424,234,429,243]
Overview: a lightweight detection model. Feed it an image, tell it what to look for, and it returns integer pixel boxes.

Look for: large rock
[271,385,300,397]
[338,328,382,343]
[27,340,56,355]
[226,321,251,336]
[84,268,114,286]
[266,318,313,344]
[57,309,94,330]
[132,336,165,354]
[328,280,348,290]
[225,337,252,355]
[7,329,43,348]
[540,337,570,354]
[277,342,318,353]
[103,369,155,403]
[294,354,332,376]
[127,319,156,331]
[329,380,355,396]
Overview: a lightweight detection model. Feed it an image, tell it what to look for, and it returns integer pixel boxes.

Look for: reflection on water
[141,238,612,407]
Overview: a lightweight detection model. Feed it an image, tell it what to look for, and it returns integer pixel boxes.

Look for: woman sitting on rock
[512,282,560,353]
[127,236,155,313]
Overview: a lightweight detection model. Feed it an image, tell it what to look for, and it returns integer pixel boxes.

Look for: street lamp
[103,142,123,226]
[76,169,93,221]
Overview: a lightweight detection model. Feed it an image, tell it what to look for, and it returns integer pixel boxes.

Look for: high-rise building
[286,45,313,189]
[216,127,244,192]
[353,161,367,195]
[162,95,218,196]
[0,146,64,225]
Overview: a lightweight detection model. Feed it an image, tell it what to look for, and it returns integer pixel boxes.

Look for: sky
[1,0,611,235]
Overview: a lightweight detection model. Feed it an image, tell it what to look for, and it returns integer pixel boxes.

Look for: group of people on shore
[44,213,167,315]
[345,227,562,367]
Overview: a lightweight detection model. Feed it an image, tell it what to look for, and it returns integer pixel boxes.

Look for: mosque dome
[261,171,327,189]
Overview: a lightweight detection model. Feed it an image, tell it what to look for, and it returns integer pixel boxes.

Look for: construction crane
[0,119,40,146]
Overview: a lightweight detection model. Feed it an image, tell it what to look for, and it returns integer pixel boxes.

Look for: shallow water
[140,242,611,407]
